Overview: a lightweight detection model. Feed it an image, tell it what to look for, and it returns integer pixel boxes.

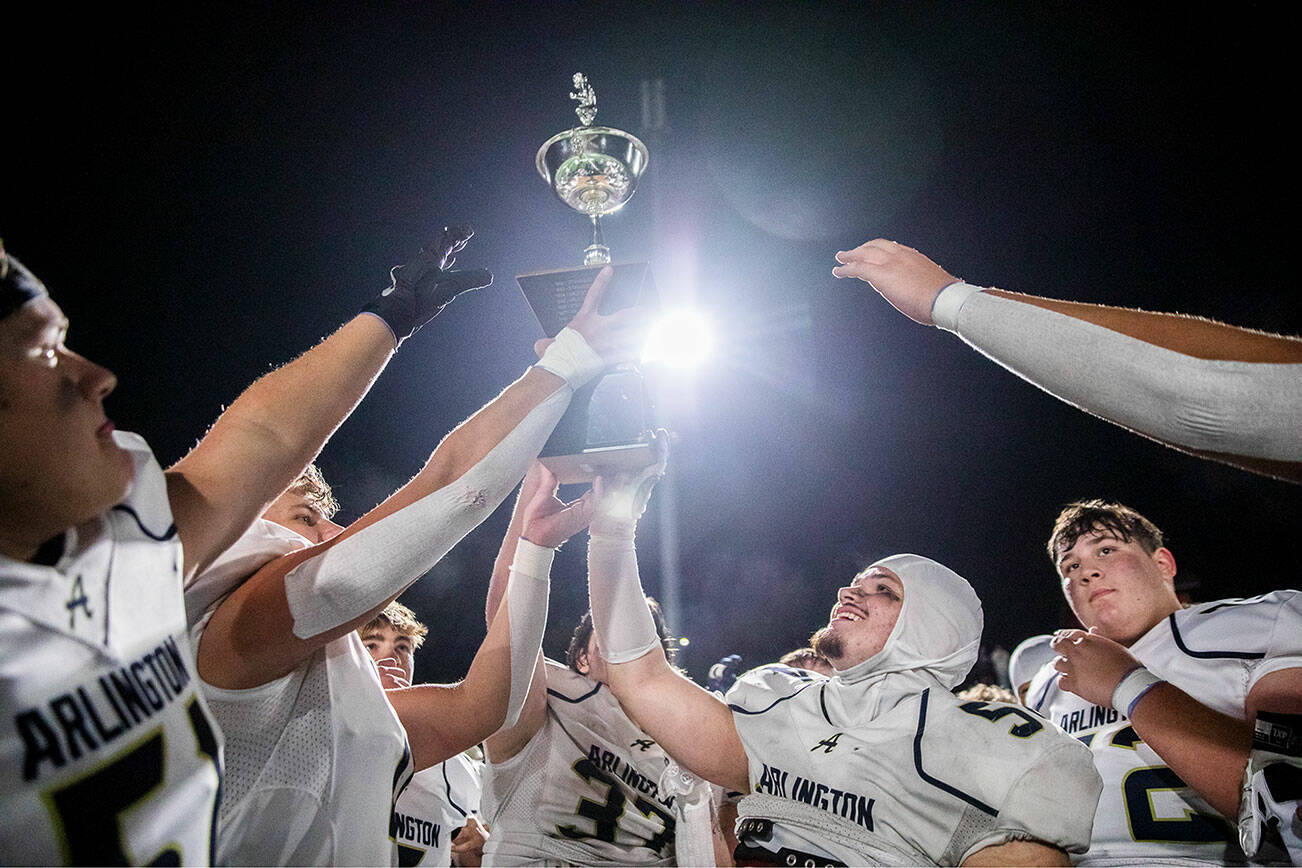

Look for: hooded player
[584,468,1104,866]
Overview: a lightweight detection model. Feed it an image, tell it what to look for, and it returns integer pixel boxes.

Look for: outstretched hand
[519,463,595,549]
[832,239,958,325]
[366,224,493,346]
[533,266,648,364]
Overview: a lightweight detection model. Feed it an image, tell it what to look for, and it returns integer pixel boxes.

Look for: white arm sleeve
[587,529,660,665]
[503,538,553,728]
[284,384,573,639]
[931,283,1302,462]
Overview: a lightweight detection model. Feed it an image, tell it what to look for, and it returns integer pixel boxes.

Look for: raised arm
[168,228,493,580]
[390,464,592,770]
[833,239,1302,482]
[483,462,594,762]
[197,267,641,689]
[586,466,751,793]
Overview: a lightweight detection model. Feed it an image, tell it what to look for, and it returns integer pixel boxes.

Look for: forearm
[587,526,750,790]
[392,541,552,769]
[1128,682,1252,817]
[961,839,1070,867]
[607,651,750,792]
[985,290,1302,363]
[933,284,1302,469]
[393,590,520,770]
[485,475,534,627]
[169,314,396,577]
[282,371,572,640]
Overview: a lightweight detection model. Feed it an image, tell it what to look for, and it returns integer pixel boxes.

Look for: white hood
[833,553,983,692]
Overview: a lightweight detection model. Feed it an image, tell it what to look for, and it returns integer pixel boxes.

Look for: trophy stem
[584,214,611,265]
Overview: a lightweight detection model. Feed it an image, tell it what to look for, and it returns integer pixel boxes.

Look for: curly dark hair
[1047,499,1164,563]
[565,596,677,674]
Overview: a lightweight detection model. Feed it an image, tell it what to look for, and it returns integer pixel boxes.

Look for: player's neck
[1115,602,1183,646]
[0,528,61,564]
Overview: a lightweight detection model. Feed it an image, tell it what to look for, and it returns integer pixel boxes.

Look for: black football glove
[363,223,493,345]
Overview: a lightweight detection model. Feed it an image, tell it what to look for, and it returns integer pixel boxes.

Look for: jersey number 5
[46,699,219,865]
[958,701,1045,738]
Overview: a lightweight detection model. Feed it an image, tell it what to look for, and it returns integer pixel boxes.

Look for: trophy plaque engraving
[518,73,659,483]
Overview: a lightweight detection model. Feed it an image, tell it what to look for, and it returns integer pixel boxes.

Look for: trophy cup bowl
[537,127,650,217]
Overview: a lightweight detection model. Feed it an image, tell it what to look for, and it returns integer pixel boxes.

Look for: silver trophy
[537,73,649,265]
[517,73,659,483]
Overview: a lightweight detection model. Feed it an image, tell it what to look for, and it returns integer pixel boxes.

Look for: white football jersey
[728,664,1101,866]
[0,431,222,865]
[1026,591,1302,866]
[481,659,677,866]
[190,519,414,866]
[394,751,484,866]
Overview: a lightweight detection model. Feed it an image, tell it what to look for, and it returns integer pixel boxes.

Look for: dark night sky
[7,2,1300,685]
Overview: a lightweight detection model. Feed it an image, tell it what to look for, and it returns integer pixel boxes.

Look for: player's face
[813,566,904,668]
[1057,530,1179,645]
[261,490,344,544]
[0,298,132,558]
[360,623,415,683]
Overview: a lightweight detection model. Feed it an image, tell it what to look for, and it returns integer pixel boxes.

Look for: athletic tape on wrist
[535,327,604,389]
[946,288,1302,462]
[283,385,572,639]
[587,533,660,665]
[503,539,554,728]
[1111,666,1165,717]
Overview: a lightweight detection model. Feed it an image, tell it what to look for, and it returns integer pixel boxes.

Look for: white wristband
[535,327,604,389]
[1112,666,1165,717]
[930,281,982,331]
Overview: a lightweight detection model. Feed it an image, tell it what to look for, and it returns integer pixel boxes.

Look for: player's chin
[809,625,843,661]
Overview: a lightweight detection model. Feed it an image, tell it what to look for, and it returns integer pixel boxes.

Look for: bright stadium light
[642,309,712,369]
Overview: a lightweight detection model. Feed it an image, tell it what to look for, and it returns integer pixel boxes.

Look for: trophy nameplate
[518,74,659,483]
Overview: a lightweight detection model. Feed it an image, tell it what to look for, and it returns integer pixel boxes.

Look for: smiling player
[584,468,1102,866]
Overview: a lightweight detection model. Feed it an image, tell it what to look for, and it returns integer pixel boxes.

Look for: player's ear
[1153,546,1177,583]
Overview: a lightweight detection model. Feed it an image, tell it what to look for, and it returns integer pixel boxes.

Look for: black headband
[0,249,49,320]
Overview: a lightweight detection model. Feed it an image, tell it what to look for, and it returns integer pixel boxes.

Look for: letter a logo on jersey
[65,574,92,627]
[811,732,844,753]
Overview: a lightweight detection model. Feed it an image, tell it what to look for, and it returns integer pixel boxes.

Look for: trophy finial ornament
[570,73,598,127]
[537,73,649,265]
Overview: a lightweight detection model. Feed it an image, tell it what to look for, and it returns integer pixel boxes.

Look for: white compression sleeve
[503,538,553,728]
[284,384,573,639]
[587,528,660,665]
[932,283,1302,462]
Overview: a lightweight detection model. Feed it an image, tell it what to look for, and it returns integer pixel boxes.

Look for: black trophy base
[515,261,656,337]
[519,260,661,484]
[541,441,660,485]
[537,368,656,484]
